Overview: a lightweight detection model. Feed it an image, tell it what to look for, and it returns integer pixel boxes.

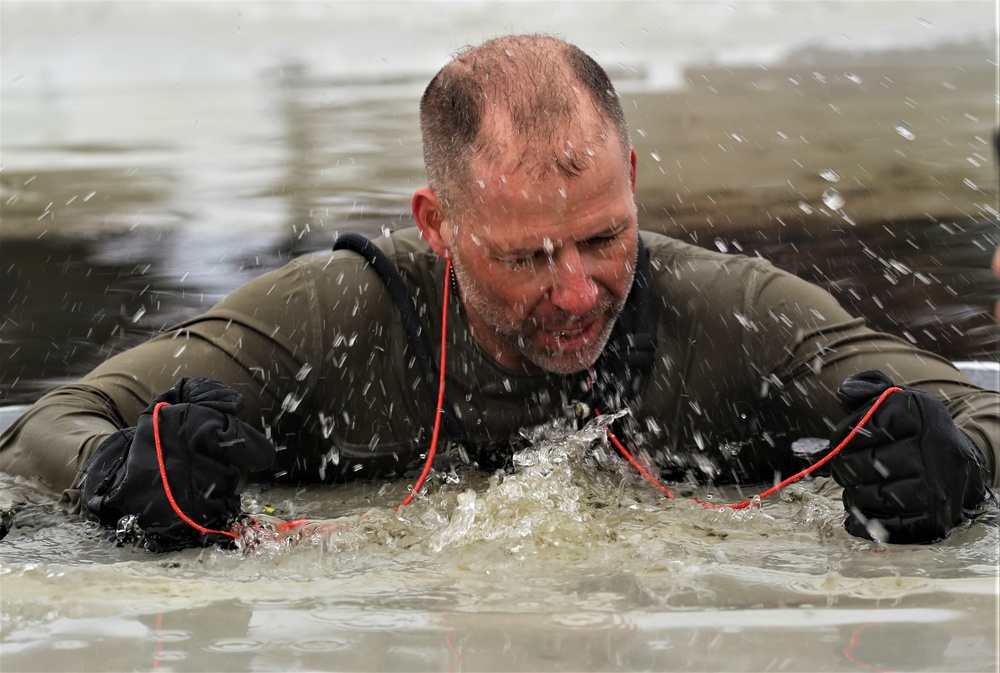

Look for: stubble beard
[450,251,631,375]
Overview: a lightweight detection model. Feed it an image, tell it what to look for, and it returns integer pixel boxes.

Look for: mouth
[541,318,602,353]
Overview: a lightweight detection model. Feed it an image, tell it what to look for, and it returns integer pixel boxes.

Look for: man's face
[445,141,638,375]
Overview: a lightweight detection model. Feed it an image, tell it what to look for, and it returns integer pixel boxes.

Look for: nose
[547,245,599,316]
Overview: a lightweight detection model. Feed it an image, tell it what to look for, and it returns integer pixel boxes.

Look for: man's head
[412,34,639,375]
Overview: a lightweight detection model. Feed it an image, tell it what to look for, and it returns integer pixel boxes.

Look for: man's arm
[741,264,996,542]
[750,269,999,487]
[0,257,325,510]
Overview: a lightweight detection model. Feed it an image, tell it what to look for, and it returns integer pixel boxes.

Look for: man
[1,35,996,550]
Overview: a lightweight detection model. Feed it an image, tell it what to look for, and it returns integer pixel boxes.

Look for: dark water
[2,52,998,404]
[2,195,996,404]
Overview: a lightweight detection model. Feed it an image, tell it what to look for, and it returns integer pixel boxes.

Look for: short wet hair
[419,34,630,212]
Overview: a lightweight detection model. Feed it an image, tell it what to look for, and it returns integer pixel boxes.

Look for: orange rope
[604,428,674,499]
[152,251,901,538]
[152,260,454,543]
[152,401,237,540]
[603,386,902,509]
[397,258,453,509]
[842,623,892,673]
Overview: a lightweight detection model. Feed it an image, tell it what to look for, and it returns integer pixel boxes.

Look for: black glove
[830,370,989,544]
[80,377,276,552]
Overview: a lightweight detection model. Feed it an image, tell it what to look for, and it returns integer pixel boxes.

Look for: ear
[412,187,452,259]
[628,146,637,193]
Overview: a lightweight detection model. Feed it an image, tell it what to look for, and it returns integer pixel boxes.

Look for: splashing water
[822,188,846,211]
[895,120,916,140]
[2,416,997,672]
[232,416,854,571]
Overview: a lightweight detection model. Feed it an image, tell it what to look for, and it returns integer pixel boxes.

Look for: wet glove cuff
[79,378,275,551]
[831,370,988,544]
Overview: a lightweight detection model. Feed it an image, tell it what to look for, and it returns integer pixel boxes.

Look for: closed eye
[502,251,545,269]
[584,231,622,252]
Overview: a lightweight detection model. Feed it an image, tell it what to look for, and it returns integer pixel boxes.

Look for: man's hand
[80,377,275,551]
[830,370,989,544]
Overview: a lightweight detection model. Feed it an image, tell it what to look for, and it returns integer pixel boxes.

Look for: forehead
[456,137,633,249]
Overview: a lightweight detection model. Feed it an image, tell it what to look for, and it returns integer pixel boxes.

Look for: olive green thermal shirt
[1,229,996,511]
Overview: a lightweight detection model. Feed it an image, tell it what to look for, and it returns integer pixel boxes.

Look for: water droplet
[650,151,661,162]
[864,517,889,543]
[845,72,862,84]
[797,202,814,214]
[713,238,728,253]
[895,120,915,140]
[819,169,840,183]
[172,344,187,358]
[318,413,336,439]
[282,392,302,413]
[822,188,845,210]
[131,307,146,323]
[295,363,313,381]
[791,438,829,456]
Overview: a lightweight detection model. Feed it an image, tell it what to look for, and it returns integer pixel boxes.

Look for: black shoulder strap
[333,233,470,447]
[334,232,655,444]
[590,236,656,413]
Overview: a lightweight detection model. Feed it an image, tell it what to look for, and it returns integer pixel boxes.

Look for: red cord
[397,258,453,509]
[153,249,900,536]
[842,623,892,673]
[152,259,454,543]
[604,428,674,499]
[152,401,238,540]
[603,386,902,509]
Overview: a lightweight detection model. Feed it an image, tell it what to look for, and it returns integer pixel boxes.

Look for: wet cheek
[503,281,549,318]
[595,264,631,299]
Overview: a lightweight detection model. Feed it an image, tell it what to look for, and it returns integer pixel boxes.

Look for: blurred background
[2,0,997,402]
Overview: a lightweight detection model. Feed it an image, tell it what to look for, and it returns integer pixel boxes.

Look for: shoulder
[291,227,436,277]
[637,230,850,325]
[277,228,434,293]
[638,230,783,301]
[640,230,775,276]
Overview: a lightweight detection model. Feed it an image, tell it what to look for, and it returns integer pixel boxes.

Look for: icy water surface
[2,418,998,671]
[1,2,998,672]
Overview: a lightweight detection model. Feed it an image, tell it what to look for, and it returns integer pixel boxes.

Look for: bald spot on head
[419,34,630,215]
